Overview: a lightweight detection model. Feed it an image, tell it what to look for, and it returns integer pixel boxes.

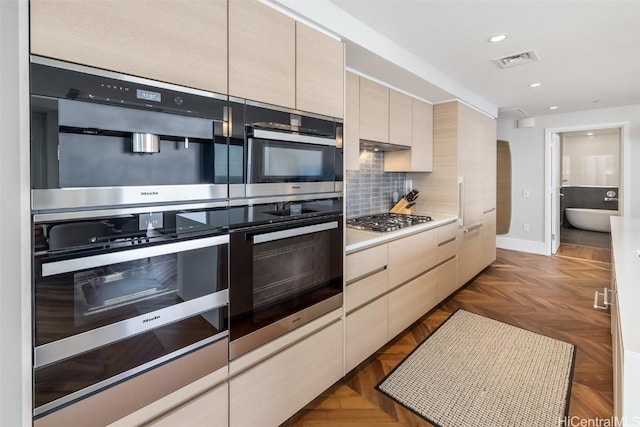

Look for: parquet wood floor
[284,248,613,426]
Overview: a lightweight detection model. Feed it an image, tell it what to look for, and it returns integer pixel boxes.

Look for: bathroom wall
[345,150,406,218]
[561,130,620,186]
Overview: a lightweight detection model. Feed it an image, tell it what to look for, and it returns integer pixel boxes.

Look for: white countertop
[610,216,640,354]
[346,213,458,254]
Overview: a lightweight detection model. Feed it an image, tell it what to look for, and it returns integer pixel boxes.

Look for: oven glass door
[229,214,343,358]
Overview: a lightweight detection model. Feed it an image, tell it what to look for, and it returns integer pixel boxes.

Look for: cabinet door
[228,0,295,108]
[229,321,343,427]
[457,223,483,287]
[345,72,361,171]
[296,23,344,118]
[481,209,496,269]
[388,229,437,288]
[388,269,438,338]
[437,256,458,302]
[345,269,388,312]
[345,296,388,372]
[389,89,412,146]
[345,244,388,283]
[458,103,484,226]
[411,99,434,171]
[147,382,228,427]
[30,0,228,94]
[359,79,389,143]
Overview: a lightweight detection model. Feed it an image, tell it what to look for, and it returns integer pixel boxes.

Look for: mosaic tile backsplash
[346,151,407,219]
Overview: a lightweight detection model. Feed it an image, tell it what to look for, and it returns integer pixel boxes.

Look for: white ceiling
[272,0,640,119]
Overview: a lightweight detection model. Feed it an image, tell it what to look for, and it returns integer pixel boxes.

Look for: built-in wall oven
[32,204,230,424]
[30,56,229,212]
[227,99,343,199]
[228,197,343,359]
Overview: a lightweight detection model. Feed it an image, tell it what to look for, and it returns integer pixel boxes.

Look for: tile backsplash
[346,151,406,219]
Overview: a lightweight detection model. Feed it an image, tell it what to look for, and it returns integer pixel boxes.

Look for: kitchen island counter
[346,213,457,254]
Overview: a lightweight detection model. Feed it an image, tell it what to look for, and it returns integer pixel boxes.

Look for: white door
[551,133,561,254]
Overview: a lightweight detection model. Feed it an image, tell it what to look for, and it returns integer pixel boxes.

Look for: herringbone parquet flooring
[285,248,613,426]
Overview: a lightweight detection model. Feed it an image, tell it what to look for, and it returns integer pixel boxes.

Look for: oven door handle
[41,234,229,277]
[253,221,338,244]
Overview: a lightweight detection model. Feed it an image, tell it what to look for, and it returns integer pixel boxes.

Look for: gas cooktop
[346,213,432,233]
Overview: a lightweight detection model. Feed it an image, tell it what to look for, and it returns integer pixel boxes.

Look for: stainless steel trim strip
[253,221,338,244]
[345,265,387,286]
[438,237,457,247]
[34,290,229,368]
[245,182,337,198]
[483,207,496,214]
[244,99,338,122]
[229,293,342,359]
[30,55,228,101]
[42,235,229,277]
[463,223,483,233]
[32,184,228,212]
[33,200,229,223]
[252,129,336,146]
[228,192,343,207]
[34,335,228,416]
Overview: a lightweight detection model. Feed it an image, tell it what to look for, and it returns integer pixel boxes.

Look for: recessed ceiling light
[490,34,508,43]
[529,82,542,88]
[549,106,559,110]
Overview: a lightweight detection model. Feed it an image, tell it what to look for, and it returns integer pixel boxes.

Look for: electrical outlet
[523,223,530,232]
[522,189,530,198]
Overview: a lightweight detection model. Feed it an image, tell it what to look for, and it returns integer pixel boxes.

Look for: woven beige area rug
[376,310,576,427]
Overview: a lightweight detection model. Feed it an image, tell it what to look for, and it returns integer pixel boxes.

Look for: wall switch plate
[522,189,530,198]
[523,223,530,232]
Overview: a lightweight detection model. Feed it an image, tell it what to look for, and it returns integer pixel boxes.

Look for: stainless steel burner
[346,213,432,232]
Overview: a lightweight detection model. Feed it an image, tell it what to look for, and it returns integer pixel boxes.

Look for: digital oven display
[136,89,162,102]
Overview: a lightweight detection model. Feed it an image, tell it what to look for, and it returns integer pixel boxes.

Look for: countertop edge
[345,215,458,254]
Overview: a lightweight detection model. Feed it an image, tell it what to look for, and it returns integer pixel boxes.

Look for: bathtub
[565,208,618,233]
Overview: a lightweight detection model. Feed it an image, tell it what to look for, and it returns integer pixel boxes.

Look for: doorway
[545,123,627,259]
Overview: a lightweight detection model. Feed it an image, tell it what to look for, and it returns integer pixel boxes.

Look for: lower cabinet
[345,296,388,372]
[437,257,458,302]
[229,321,343,427]
[147,382,228,427]
[388,269,438,338]
[481,209,497,268]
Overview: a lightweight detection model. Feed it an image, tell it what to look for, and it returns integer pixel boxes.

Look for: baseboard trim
[496,236,549,256]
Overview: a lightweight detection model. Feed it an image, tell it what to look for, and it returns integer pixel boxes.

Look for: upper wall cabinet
[388,89,413,147]
[359,79,389,143]
[384,98,433,172]
[296,23,344,118]
[30,0,228,94]
[229,0,296,108]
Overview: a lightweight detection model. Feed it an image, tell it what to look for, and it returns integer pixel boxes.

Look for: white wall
[0,0,31,425]
[562,132,620,186]
[497,104,640,253]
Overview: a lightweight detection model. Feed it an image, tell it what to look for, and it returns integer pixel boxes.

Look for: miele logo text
[143,315,160,323]
[140,191,159,196]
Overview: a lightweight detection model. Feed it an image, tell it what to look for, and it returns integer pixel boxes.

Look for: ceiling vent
[494,50,540,68]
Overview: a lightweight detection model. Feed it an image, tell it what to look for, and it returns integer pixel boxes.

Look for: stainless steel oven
[30,56,229,212]
[227,99,343,200]
[228,197,343,359]
[32,203,229,422]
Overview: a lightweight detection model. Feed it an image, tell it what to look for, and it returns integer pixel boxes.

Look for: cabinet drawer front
[149,382,228,427]
[229,321,343,427]
[346,244,388,283]
[437,238,457,263]
[437,257,458,302]
[388,229,437,287]
[345,269,388,312]
[388,269,437,338]
[345,297,388,372]
[437,222,458,244]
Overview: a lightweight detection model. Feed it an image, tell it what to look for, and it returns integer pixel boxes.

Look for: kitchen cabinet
[384,98,434,172]
[229,320,343,427]
[359,79,390,143]
[388,269,438,338]
[345,296,389,372]
[146,382,228,427]
[228,0,296,108]
[345,72,361,171]
[387,227,437,288]
[437,257,458,302]
[389,89,413,146]
[480,209,497,268]
[30,0,228,94]
[296,22,344,118]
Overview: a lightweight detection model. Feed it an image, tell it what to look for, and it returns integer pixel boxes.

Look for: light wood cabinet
[30,0,228,94]
[384,99,433,172]
[296,23,344,118]
[388,269,438,338]
[147,382,228,427]
[345,269,388,312]
[229,321,343,427]
[359,79,389,143]
[387,228,437,288]
[345,72,361,171]
[389,89,413,146]
[228,0,296,108]
[345,296,388,372]
[345,243,388,283]
[481,209,497,268]
[437,257,458,302]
